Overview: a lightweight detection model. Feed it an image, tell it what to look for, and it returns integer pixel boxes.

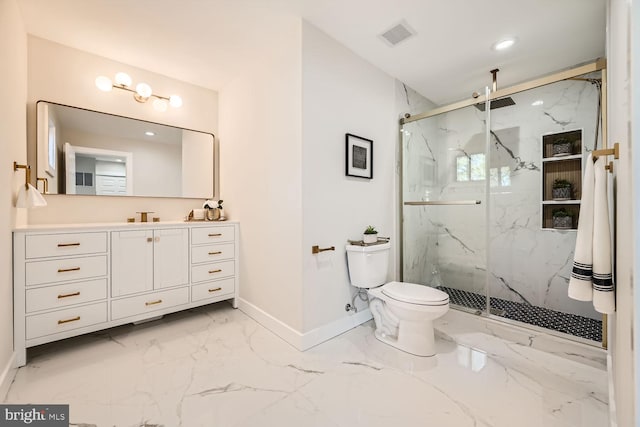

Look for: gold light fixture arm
[13,162,30,190]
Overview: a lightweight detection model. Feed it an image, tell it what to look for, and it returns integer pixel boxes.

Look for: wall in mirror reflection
[37,101,215,199]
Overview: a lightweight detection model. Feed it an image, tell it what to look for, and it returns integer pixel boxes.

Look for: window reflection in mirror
[36,101,215,198]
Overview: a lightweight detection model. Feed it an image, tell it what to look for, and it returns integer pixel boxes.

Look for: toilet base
[373,319,436,357]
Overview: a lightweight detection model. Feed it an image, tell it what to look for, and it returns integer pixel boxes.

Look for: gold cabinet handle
[57,242,80,247]
[208,233,222,237]
[147,237,153,243]
[58,316,80,324]
[57,291,80,299]
[145,299,163,306]
[208,287,222,293]
[208,269,222,274]
[57,267,80,273]
[208,251,222,255]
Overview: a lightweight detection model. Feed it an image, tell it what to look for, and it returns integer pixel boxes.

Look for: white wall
[0,0,27,398]
[219,18,304,331]
[608,0,635,425]
[300,22,397,332]
[26,36,219,224]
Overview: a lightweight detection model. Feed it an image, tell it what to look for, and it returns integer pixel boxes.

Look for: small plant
[552,179,572,189]
[552,208,572,217]
[364,225,377,235]
[552,208,574,229]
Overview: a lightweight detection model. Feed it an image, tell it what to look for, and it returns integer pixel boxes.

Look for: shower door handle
[404,200,481,206]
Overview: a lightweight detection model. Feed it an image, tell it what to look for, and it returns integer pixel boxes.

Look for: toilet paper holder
[312,245,335,254]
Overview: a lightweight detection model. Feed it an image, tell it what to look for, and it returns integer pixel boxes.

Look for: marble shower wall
[400,75,602,321]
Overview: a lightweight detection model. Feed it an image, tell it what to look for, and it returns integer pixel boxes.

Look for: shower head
[474,68,516,111]
[474,97,516,111]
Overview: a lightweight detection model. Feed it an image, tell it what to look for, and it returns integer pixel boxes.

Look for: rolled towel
[592,156,615,313]
[568,153,595,301]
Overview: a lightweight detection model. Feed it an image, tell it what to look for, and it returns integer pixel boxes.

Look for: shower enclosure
[401,60,606,344]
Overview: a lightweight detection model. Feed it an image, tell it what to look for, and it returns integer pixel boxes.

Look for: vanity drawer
[191,260,235,283]
[25,232,107,259]
[191,226,235,245]
[25,255,107,287]
[192,278,235,302]
[26,278,107,313]
[111,287,189,320]
[26,302,107,340]
[191,243,235,264]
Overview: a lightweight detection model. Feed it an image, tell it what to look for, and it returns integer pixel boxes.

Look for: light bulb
[169,95,183,108]
[115,72,132,87]
[136,82,152,99]
[95,76,113,92]
[153,99,168,112]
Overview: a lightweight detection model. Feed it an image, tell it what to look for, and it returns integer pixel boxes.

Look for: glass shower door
[401,102,489,313]
[485,72,603,341]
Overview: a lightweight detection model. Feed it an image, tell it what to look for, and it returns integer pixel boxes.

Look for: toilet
[346,242,449,356]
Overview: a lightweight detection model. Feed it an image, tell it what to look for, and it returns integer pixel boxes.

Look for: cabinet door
[153,228,188,289]
[111,230,154,296]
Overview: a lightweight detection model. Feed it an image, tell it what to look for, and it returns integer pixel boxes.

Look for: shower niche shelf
[541,129,583,231]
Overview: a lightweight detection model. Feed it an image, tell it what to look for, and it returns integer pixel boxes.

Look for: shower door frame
[399,58,608,345]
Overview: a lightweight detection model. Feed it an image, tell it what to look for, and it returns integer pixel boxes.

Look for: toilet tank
[345,242,390,288]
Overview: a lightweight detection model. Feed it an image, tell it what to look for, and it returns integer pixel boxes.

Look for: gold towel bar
[592,143,619,160]
[593,143,620,173]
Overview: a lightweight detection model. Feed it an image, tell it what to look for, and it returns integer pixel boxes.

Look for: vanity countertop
[14,220,239,232]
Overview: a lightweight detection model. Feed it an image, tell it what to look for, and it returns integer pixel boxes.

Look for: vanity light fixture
[145,131,155,136]
[492,37,516,51]
[95,72,183,111]
[13,162,47,208]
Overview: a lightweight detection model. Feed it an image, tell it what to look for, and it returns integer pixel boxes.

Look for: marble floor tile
[5,303,609,427]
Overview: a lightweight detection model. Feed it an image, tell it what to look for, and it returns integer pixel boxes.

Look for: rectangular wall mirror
[36,101,215,199]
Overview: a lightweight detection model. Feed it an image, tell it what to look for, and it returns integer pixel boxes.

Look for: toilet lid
[381,281,449,305]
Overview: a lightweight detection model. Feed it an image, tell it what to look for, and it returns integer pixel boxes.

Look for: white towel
[568,153,595,301]
[592,157,615,313]
[568,154,615,313]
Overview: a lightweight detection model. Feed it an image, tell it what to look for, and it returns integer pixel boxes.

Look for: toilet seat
[381,281,449,306]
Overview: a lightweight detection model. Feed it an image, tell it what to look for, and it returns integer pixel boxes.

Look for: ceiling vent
[379,20,416,47]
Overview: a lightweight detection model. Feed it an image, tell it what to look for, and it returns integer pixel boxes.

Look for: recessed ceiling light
[145,131,155,136]
[492,38,516,51]
[531,100,544,106]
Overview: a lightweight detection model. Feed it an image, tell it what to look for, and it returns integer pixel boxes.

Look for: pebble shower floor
[437,286,602,342]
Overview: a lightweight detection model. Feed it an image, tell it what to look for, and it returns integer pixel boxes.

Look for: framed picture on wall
[345,133,373,179]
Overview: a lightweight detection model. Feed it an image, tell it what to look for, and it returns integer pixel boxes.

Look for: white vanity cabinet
[111,228,189,296]
[13,221,239,367]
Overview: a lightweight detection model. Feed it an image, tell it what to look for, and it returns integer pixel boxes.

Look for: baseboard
[299,309,372,351]
[0,352,17,402]
[237,298,372,351]
[237,298,304,349]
